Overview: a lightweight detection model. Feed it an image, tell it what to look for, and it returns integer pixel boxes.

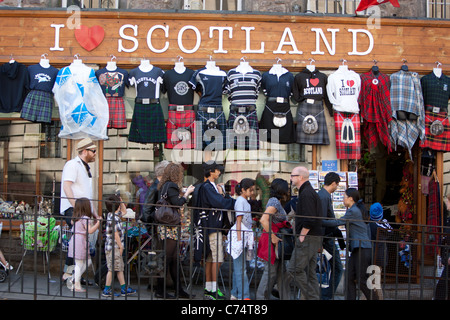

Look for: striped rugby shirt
[225,67,262,106]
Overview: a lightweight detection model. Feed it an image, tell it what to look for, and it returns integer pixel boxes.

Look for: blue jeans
[321,244,344,300]
[231,251,250,299]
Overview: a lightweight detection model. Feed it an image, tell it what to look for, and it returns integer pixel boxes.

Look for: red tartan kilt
[334,111,361,160]
[420,109,450,152]
[166,109,196,149]
[106,97,127,129]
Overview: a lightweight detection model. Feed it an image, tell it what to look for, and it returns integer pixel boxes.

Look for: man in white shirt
[60,137,99,225]
[60,138,99,283]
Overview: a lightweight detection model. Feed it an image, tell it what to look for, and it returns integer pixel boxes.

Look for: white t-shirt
[60,156,93,214]
[234,196,252,230]
[326,66,361,113]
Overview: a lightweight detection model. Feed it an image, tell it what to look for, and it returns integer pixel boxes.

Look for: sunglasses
[86,149,97,154]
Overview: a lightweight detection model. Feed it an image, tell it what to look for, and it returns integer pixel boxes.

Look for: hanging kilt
[334,111,361,160]
[195,105,227,151]
[259,99,296,144]
[21,90,54,123]
[128,99,167,144]
[165,105,196,149]
[419,107,450,152]
[106,96,127,129]
[296,100,330,145]
[226,105,259,150]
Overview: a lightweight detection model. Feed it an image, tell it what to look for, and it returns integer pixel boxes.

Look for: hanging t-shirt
[129,66,164,99]
[189,67,227,106]
[27,64,59,92]
[225,67,262,106]
[95,67,129,97]
[0,61,29,113]
[293,68,332,115]
[420,72,450,111]
[326,66,361,113]
[52,62,109,140]
[261,71,294,98]
[162,68,195,105]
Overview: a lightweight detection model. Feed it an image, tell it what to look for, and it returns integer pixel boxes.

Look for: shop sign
[50,23,374,57]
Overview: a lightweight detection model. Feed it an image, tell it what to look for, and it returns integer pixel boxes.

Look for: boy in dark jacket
[193,161,235,300]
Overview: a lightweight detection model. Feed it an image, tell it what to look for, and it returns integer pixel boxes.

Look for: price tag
[307,99,315,104]
[142,98,150,104]
[207,107,215,113]
[177,105,185,111]
[433,107,440,113]
[276,97,284,103]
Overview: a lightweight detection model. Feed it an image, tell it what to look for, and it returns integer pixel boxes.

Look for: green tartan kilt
[128,102,167,144]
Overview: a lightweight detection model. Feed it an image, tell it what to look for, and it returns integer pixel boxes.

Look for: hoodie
[0,61,29,113]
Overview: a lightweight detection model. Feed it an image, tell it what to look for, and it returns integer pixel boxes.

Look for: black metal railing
[0,192,448,300]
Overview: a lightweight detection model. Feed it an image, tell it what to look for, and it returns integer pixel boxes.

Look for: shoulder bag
[154,183,181,225]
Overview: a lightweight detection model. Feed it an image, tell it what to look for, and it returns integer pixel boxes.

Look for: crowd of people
[51,137,450,300]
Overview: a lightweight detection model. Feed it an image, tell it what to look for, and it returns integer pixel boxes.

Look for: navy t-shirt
[27,64,59,92]
[189,67,226,106]
[129,66,164,99]
[162,68,195,105]
[261,71,294,98]
[95,67,129,97]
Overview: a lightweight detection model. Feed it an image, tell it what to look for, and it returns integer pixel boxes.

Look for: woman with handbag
[256,178,292,300]
[155,162,195,299]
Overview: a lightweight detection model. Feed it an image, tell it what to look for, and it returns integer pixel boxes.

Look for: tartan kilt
[195,110,227,151]
[166,109,196,149]
[226,108,259,150]
[21,90,54,123]
[334,111,361,160]
[128,102,167,144]
[106,97,127,129]
[259,100,296,144]
[420,109,450,152]
[296,101,330,145]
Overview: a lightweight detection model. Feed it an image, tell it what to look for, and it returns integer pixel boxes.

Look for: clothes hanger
[338,59,348,71]
[237,56,252,74]
[372,59,379,75]
[9,54,15,64]
[106,55,117,71]
[72,54,82,65]
[39,53,50,68]
[174,55,185,73]
[401,59,409,71]
[433,61,442,78]
[306,58,315,72]
[205,55,216,69]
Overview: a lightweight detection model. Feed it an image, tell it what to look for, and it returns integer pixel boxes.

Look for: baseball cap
[76,138,97,152]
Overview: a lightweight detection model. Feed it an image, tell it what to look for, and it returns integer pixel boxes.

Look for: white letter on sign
[50,24,65,52]
[348,29,374,56]
[209,27,233,54]
[241,27,264,54]
[273,27,303,55]
[178,26,201,54]
[147,25,169,53]
[311,28,339,56]
[118,24,139,53]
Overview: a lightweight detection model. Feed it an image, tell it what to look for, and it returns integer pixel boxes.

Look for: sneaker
[204,289,215,300]
[102,288,120,297]
[213,288,226,300]
[121,287,137,296]
[66,276,74,291]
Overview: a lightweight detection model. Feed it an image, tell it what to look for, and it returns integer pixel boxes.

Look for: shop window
[61,0,119,9]
[427,0,450,19]
[184,0,242,11]
[40,121,62,159]
[305,0,360,14]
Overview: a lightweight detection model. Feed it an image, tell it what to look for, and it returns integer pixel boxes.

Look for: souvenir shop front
[0,10,449,275]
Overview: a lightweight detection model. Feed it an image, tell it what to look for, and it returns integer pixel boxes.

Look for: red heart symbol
[310,78,319,87]
[74,25,105,52]
[347,80,355,88]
